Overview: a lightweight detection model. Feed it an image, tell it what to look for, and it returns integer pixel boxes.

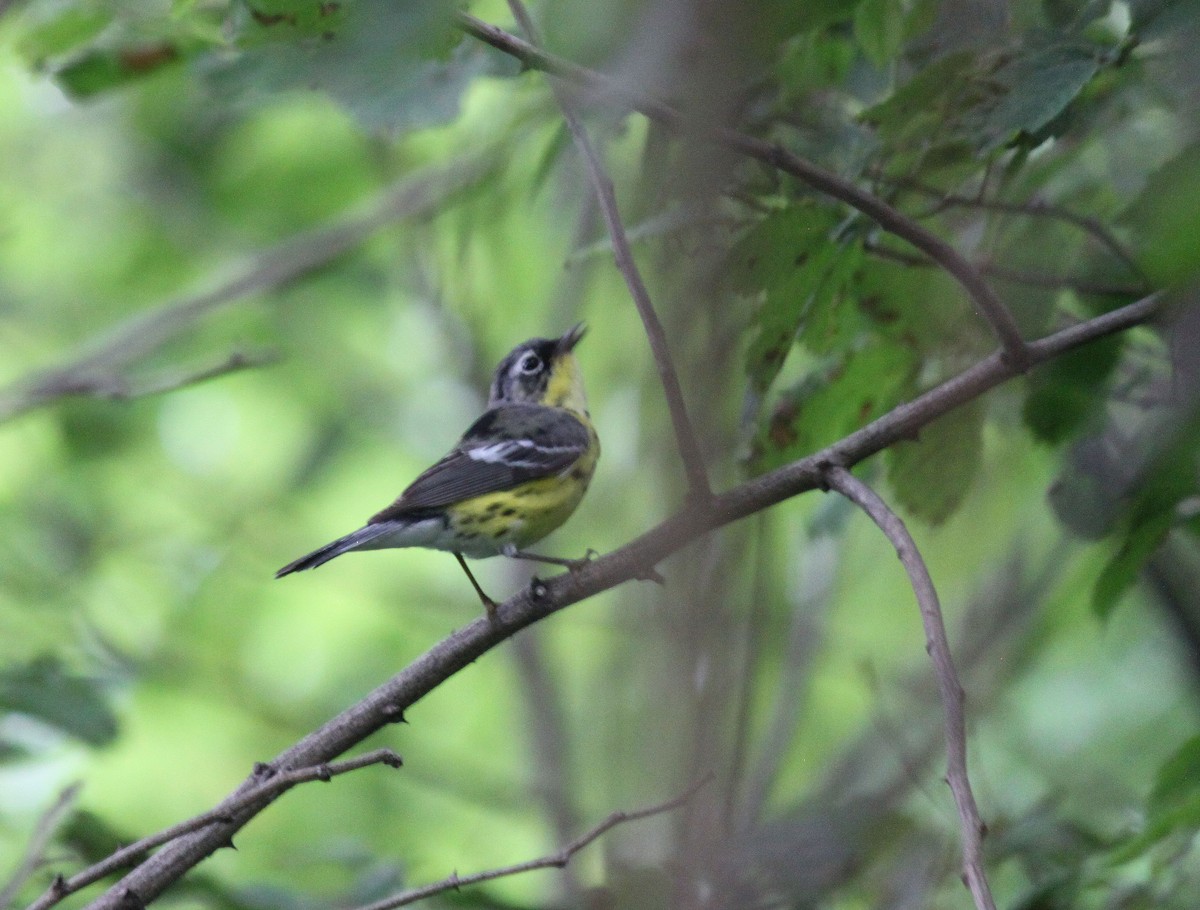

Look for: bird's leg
[455,553,498,618]
[504,545,598,572]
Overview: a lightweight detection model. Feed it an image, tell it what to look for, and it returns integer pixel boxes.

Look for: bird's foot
[565,548,599,572]
[455,553,501,620]
[507,546,598,572]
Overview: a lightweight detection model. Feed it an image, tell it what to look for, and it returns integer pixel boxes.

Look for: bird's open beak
[558,323,587,353]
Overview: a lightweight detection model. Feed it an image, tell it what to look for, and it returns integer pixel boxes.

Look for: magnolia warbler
[276,324,599,615]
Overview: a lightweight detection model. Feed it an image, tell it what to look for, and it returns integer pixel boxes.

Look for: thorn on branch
[636,566,666,585]
[380,703,407,724]
[529,578,550,601]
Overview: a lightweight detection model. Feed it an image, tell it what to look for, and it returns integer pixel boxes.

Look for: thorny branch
[28,750,402,910]
[78,289,1164,910]
[455,12,1032,369]
[823,467,994,910]
[347,776,710,910]
[506,0,711,500]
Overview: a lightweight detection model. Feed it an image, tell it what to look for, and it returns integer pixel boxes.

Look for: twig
[822,467,994,910]
[865,241,1146,298]
[80,290,1164,910]
[29,750,402,910]
[506,0,711,500]
[348,776,710,910]
[0,155,495,424]
[107,349,279,399]
[22,348,280,406]
[0,784,82,910]
[877,174,1149,283]
[455,13,1032,370]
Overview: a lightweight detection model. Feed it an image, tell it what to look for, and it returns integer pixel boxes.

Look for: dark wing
[369,404,590,523]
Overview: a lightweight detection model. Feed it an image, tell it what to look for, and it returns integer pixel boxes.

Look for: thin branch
[822,467,993,910]
[24,348,281,406]
[506,0,711,500]
[865,241,1147,298]
[455,13,1031,370]
[0,155,496,424]
[30,750,401,910]
[0,784,82,910]
[877,174,1149,283]
[79,290,1163,910]
[349,776,710,910]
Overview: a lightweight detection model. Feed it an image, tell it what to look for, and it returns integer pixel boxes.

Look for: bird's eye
[518,353,542,374]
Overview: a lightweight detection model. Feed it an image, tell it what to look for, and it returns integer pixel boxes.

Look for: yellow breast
[448,417,599,554]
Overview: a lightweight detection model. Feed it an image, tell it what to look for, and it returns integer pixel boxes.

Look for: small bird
[276,324,599,616]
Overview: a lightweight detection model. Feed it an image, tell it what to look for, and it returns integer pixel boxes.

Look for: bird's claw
[566,548,600,572]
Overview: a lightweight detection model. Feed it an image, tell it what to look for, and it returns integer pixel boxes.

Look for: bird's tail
[275,525,394,578]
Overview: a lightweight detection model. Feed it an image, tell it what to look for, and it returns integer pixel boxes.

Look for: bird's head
[488,323,589,414]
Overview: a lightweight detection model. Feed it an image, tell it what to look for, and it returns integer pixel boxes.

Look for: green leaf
[1126,143,1200,286]
[729,206,842,397]
[204,0,482,134]
[1108,737,1200,865]
[886,402,984,525]
[776,31,856,100]
[55,45,183,97]
[1023,334,1123,444]
[861,52,979,145]
[0,657,118,746]
[14,4,113,65]
[1150,736,1200,813]
[854,0,905,68]
[748,341,917,473]
[1092,509,1174,618]
[1092,413,1200,615]
[768,0,865,35]
[27,1,228,98]
[797,242,867,355]
[970,41,1101,152]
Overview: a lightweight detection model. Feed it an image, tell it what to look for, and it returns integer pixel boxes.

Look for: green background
[2,1,1199,908]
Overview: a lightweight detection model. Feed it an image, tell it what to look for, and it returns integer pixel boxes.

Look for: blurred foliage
[1,1,1199,909]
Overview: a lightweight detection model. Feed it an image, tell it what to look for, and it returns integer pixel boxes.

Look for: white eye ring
[519,353,542,374]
